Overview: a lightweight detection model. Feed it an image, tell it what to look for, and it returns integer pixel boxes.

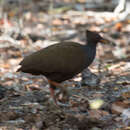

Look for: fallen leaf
[114,22,123,32]
[89,99,104,110]
[52,19,63,26]
[88,109,109,119]
[111,101,130,114]
[122,92,130,99]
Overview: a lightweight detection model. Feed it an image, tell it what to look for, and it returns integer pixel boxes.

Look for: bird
[17,30,108,105]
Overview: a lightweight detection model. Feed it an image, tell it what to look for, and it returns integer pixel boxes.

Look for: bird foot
[48,80,71,106]
[55,87,70,102]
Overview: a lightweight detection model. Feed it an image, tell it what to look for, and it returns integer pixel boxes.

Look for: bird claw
[55,89,70,103]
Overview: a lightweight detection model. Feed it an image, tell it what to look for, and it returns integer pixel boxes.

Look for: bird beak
[100,38,109,44]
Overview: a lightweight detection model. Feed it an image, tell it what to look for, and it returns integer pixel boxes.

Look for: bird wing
[19,42,88,76]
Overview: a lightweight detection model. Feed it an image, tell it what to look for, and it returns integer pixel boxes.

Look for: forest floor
[0,0,130,129]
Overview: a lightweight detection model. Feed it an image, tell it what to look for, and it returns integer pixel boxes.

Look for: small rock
[81,68,100,87]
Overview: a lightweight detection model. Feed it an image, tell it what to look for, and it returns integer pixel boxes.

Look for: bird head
[86,30,108,45]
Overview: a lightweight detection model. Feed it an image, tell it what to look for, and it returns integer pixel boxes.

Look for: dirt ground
[0,0,130,129]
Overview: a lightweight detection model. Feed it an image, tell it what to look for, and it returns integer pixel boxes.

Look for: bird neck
[86,41,97,48]
[86,43,96,53]
[84,43,97,63]
[87,39,98,46]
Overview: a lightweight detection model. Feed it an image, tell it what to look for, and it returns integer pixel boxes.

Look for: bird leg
[49,86,57,105]
[48,80,69,104]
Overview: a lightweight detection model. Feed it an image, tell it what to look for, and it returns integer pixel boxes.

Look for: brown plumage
[17,30,107,105]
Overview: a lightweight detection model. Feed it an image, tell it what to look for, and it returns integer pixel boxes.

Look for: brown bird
[17,30,107,105]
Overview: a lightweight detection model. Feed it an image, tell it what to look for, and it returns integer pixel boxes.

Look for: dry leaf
[88,109,109,119]
[111,101,130,114]
[89,99,104,109]
[52,19,63,26]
